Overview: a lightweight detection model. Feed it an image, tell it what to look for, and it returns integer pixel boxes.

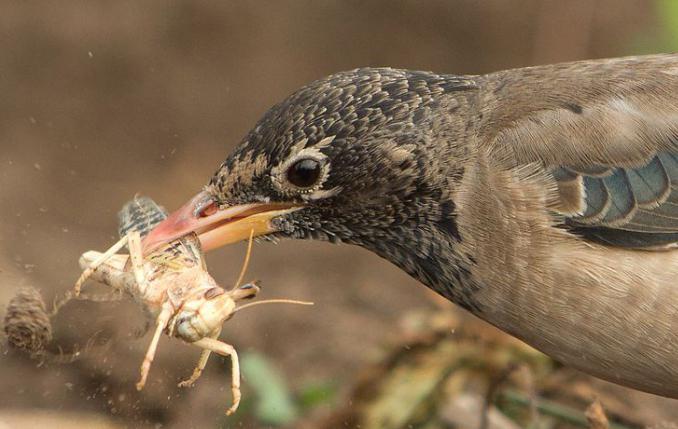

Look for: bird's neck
[343,204,481,312]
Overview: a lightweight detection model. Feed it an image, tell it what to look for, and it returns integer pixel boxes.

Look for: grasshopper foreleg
[177,328,221,388]
[136,301,172,391]
[127,231,150,295]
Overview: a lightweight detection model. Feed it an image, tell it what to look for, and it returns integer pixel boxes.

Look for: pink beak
[142,191,302,254]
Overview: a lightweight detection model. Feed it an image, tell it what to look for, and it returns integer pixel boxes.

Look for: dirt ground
[0,1,675,428]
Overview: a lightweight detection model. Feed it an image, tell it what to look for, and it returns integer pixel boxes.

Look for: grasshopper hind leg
[73,234,129,296]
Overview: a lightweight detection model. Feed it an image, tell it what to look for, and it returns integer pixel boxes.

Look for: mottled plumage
[147,53,678,398]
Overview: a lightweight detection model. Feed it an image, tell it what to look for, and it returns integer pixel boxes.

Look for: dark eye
[286,158,322,188]
[203,287,225,300]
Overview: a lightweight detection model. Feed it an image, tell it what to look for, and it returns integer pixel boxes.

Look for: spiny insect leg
[136,302,172,391]
[190,337,241,415]
[74,235,129,296]
[127,231,149,295]
[177,349,211,388]
[178,329,221,388]
[50,289,123,318]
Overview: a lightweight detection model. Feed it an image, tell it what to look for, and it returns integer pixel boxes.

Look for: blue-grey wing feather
[559,153,678,247]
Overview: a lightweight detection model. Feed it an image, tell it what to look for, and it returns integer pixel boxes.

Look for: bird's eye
[286,158,322,188]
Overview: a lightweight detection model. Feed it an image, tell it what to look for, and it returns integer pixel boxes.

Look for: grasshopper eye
[204,287,225,300]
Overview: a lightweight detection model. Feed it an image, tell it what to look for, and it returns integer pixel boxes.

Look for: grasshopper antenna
[232,229,255,291]
[234,299,314,314]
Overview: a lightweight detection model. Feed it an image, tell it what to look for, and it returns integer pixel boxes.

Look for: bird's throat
[349,220,481,312]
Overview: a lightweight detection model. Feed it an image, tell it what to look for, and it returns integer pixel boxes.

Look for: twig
[498,389,638,429]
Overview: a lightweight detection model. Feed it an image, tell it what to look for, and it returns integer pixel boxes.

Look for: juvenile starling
[144,53,678,397]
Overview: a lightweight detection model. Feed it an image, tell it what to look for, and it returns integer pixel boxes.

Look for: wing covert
[479,54,678,248]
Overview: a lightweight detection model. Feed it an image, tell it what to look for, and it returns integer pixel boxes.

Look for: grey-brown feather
[461,53,678,396]
[479,54,678,247]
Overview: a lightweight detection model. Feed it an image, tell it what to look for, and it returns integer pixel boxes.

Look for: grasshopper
[73,196,311,415]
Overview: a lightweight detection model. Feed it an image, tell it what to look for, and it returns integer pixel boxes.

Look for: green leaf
[298,381,338,410]
[658,0,678,49]
[240,351,298,426]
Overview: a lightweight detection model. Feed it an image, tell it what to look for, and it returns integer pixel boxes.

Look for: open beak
[142,191,302,254]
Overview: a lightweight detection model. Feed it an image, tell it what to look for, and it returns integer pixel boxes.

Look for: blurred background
[1,1,678,428]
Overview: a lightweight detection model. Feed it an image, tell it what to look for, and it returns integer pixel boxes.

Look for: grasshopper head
[173,280,261,343]
[172,276,240,342]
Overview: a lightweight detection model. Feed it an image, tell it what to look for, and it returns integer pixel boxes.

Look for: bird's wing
[479,53,678,248]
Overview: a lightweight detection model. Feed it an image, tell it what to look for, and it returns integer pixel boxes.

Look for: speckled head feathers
[207,68,477,209]
[201,67,479,307]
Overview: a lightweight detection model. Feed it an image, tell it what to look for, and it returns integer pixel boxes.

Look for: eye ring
[271,146,331,196]
[286,158,322,189]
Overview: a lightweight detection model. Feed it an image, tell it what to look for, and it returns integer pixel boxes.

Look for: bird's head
[143,68,477,268]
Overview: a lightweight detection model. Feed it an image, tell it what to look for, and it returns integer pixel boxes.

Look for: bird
[143,53,678,398]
